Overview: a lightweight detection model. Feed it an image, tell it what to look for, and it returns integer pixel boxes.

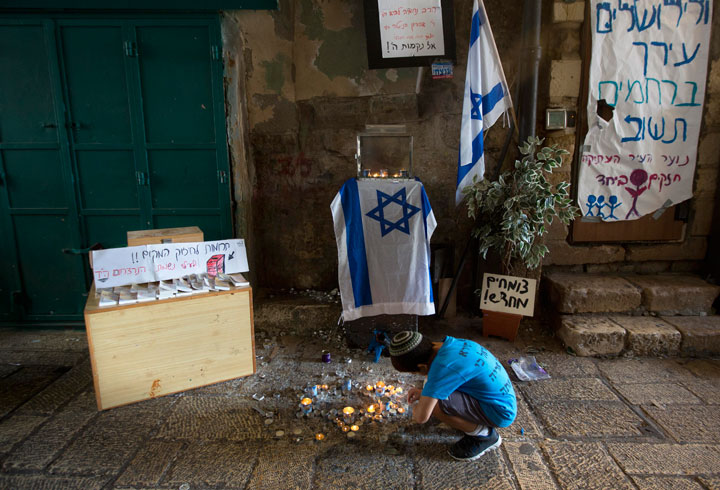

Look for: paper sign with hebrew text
[91,239,249,288]
[480,273,537,316]
[578,0,712,221]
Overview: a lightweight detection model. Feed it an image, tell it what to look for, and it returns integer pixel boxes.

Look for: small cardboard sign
[92,239,249,288]
[480,273,537,316]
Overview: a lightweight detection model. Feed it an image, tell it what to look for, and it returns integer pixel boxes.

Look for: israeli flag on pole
[455,0,512,206]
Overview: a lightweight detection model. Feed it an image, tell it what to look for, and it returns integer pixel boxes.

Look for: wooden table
[84,284,255,410]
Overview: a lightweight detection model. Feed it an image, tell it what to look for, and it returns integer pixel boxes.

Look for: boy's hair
[389,331,433,373]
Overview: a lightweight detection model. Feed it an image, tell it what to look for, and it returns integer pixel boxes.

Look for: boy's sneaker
[448,428,502,461]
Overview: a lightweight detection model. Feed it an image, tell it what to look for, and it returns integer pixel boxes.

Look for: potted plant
[463,136,580,340]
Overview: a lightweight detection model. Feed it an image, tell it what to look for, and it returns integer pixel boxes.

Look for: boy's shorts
[438,390,496,428]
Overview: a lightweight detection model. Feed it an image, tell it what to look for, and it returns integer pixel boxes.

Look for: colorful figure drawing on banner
[584,194,622,220]
[606,196,621,219]
[625,169,648,219]
[585,195,597,217]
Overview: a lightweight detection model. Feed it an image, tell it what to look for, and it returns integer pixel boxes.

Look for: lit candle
[342,425,350,432]
[307,385,318,397]
[375,381,386,396]
[343,406,355,424]
[397,407,405,414]
[350,425,359,431]
[321,384,329,390]
[315,433,325,441]
[395,387,403,394]
[366,404,375,415]
[300,397,312,415]
[379,169,388,178]
[373,414,383,421]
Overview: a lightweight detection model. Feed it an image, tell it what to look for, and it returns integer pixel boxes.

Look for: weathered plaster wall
[542,1,720,274]
[224,0,521,289]
[222,0,719,291]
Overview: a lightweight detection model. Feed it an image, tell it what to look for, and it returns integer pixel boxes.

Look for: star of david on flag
[455,0,512,206]
[365,188,421,237]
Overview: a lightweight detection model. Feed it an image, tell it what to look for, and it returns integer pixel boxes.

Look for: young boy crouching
[389,331,516,461]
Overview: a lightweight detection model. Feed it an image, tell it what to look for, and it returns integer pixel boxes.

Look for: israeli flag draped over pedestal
[331,178,436,321]
[455,0,512,206]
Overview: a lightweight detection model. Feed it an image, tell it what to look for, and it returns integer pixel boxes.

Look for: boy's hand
[407,387,422,404]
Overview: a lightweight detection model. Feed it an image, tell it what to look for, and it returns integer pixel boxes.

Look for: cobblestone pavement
[1,316,719,490]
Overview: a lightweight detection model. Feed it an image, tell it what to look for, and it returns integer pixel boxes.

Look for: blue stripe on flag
[456,130,485,186]
[419,187,434,304]
[469,9,481,45]
[482,82,505,118]
[340,179,372,308]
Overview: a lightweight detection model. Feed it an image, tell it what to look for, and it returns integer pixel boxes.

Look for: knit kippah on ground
[389,331,423,356]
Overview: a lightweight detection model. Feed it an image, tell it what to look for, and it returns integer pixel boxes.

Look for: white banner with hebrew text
[579,0,712,221]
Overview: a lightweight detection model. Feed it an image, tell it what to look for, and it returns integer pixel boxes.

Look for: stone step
[545,273,720,316]
[556,314,720,357]
[252,289,342,334]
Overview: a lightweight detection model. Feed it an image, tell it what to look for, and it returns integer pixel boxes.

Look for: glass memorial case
[356,125,413,179]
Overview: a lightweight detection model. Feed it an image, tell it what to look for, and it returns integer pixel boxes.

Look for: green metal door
[0,15,232,325]
[0,20,88,323]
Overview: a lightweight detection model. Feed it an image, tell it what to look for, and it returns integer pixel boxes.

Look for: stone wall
[222,0,720,290]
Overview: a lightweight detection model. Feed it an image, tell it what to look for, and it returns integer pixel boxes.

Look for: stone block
[625,238,708,262]
[597,358,695,384]
[414,442,513,489]
[344,314,417,349]
[498,394,543,442]
[247,440,318,490]
[253,292,342,334]
[644,405,720,443]
[553,1,586,23]
[164,441,258,488]
[542,441,635,490]
[17,360,92,415]
[316,443,417,489]
[697,131,720,168]
[3,410,94,471]
[504,442,558,490]
[0,475,109,490]
[690,197,715,236]
[607,443,720,475]
[612,382,702,406]
[0,415,46,453]
[610,316,681,356]
[115,441,183,488]
[534,401,644,437]
[557,316,626,356]
[156,397,269,441]
[0,366,66,418]
[694,167,719,199]
[624,275,720,315]
[632,476,706,490]
[662,316,720,356]
[521,378,619,403]
[545,273,641,313]
[544,241,625,266]
[549,60,582,98]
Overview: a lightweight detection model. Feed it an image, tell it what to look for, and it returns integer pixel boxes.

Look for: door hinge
[136,171,149,186]
[124,40,138,57]
[211,45,220,61]
[218,170,228,184]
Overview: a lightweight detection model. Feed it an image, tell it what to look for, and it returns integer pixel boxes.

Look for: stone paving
[1,314,720,490]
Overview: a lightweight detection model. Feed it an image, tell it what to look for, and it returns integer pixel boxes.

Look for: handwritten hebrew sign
[92,239,249,288]
[480,273,537,316]
[378,0,445,58]
[578,0,712,221]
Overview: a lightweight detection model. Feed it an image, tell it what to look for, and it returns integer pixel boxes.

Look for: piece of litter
[508,356,550,381]
[252,393,265,401]
[275,430,285,437]
[179,483,190,490]
[264,419,274,425]
[293,428,302,435]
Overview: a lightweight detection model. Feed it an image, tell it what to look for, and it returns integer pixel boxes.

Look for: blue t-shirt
[422,336,516,427]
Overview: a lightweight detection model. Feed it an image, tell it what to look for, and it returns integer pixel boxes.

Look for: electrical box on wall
[545,108,577,130]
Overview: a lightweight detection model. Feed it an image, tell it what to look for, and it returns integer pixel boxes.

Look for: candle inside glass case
[343,406,355,424]
[300,397,312,415]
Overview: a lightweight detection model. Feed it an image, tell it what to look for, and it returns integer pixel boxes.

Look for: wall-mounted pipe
[518,0,542,144]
